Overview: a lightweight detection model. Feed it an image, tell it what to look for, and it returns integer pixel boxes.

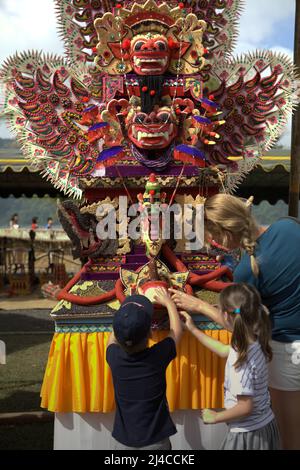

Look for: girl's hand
[179,310,196,332]
[154,287,174,307]
[168,288,202,314]
[202,409,218,424]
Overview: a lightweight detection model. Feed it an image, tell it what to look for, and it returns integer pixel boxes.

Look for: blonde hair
[204,194,260,276]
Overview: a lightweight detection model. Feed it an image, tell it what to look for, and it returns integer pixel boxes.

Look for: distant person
[31,217,38,231]
[46,217,53,230]
[9,213,19,229]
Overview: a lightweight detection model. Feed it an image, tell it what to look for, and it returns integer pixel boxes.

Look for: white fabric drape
[54,411,227,450]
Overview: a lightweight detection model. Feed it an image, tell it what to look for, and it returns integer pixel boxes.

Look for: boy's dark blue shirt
[234,218,300,342]
[106,337,177,447]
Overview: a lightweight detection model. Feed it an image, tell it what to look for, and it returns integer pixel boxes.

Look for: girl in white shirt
[181,283,280,450]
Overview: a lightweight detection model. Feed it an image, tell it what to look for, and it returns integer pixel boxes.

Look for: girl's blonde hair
[204,194,259,276]
[219,283,272,368]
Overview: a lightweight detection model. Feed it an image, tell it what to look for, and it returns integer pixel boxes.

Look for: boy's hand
[179,310,196,332]
[154,287,174,307]
[201,409,218,424]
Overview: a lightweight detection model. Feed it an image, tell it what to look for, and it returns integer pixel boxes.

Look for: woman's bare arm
[168,289,227,328]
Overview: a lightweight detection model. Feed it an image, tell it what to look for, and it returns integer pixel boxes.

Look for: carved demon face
[130,34,170,75]
[127,106,178,149]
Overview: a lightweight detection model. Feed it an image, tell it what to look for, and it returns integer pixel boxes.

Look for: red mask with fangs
[130,35,170,75]
[127,107,178,150]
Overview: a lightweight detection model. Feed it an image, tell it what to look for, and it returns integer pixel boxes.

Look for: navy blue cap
[113,294,154,347]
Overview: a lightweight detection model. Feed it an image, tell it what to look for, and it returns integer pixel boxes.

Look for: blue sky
[271,15,295,50]
[0,0,296,146]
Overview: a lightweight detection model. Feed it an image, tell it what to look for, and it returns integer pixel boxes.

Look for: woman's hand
[179,310,196,333]
[168,288,203,314]
[201,409,218,424]
[154,287,174,308]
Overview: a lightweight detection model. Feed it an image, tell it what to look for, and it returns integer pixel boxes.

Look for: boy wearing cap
[106,288,182,450]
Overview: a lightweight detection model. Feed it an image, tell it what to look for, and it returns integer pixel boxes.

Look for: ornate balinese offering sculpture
[0,0,298,415]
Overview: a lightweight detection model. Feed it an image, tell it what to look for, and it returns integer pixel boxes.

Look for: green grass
[0,333,54,449]
[0,334,52,413]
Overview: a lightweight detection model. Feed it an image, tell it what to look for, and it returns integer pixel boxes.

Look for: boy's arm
[154,288,183,345]
[166,299,183,345]
[202,396,253,424]
[180,311,230,358]
[107,331,118,347]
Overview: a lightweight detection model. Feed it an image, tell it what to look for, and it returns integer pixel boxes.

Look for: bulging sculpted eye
[156,41,167,51]
[157,112,170,122]
[133,113,147,123]
[133,41,145,51]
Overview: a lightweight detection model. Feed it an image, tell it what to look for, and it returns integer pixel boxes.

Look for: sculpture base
[54,411,227,450]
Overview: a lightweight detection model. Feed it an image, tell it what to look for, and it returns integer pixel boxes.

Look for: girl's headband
[233,308,241,314]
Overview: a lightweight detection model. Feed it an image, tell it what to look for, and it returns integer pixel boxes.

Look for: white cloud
[234,41,293,59]
[277,115,292,148]
[269,46,293,59]
[237,0,295,46]
[234,0,294,58]
[0,0,64,138]
[0,120,13,139]
[0,0,64,65]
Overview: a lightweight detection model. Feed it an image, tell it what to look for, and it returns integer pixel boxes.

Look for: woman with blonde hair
[169,193,300,450]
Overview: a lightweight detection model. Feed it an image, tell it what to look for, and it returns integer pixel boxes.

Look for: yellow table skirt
[40,330,231,413]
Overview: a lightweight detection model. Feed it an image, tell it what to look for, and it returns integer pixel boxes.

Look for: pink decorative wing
[193,0,244,60]
[0,51,101,198]
[55,0,114,65]
[203,51,298,191]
